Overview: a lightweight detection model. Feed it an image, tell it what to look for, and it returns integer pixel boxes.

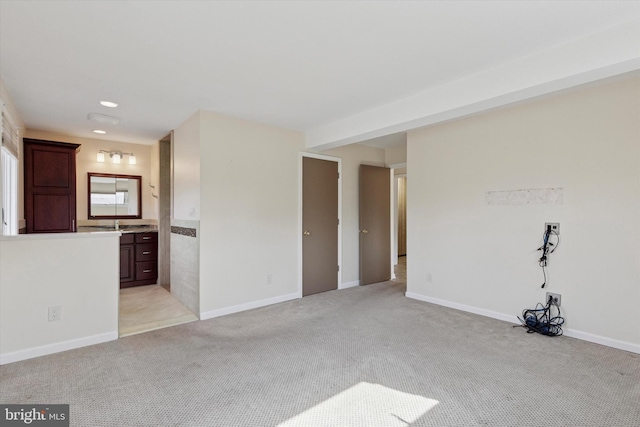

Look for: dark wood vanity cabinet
[24,138,80,233]
[120,231,158,288]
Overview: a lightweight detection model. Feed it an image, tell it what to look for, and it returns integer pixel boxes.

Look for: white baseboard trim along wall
[200,292,299,320]
[405,292,640,355]
[340,280,360,289]
[0,331,118,365]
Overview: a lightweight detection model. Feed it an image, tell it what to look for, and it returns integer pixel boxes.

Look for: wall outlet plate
[545,222,560,235]
[545,292,561,307]
[48,305,61,322]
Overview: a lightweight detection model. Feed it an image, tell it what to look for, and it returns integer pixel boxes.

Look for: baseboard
[200,292,299,320]
[405,292,640,355]
[340,280,360,289]
[406,292,520,324]
[563,328,640,354]
[0,331,118,365]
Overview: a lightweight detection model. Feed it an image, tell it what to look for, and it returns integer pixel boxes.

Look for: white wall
[0,233,120,364]
[384,144,407,166]
[320,143,386,285]
[197,111,305,317]
[406,74,640,352]
[1,75,25,227]
[23,130,156,223]
[150,140,160,219]
[172,112,201,220]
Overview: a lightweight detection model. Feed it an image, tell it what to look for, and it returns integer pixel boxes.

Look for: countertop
[77,225,158,234]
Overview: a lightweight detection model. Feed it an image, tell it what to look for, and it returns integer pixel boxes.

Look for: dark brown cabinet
[24,138,80,233]
[120,231,158,288]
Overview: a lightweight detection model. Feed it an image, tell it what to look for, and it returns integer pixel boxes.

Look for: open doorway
[118,131,198,337]
[396,174,407,258]
[390,163,407,279]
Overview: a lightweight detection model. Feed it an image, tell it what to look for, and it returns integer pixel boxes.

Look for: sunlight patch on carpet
[278,382,438,427]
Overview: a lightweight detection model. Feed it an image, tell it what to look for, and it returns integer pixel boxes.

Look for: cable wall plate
[545,222,559,235]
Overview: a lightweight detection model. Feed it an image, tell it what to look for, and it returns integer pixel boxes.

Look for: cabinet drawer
[120,233,135,245]
[135,232,157,243]
[136,243,157,261]
[136,261,157,281]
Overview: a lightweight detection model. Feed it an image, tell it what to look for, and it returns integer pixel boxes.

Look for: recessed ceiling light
[92,129,107,134]
[100,100,118,108]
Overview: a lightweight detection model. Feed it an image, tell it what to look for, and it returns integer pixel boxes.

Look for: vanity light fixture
[97,150,136,164]
[99,100,119,108]
[92,129,107,134]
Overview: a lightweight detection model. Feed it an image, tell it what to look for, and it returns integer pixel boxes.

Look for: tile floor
[119,285,198,337]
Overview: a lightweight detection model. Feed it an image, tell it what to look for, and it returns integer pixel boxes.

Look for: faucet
[115,220,119,230]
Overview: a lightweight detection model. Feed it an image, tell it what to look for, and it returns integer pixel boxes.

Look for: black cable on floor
[516,296,565,337]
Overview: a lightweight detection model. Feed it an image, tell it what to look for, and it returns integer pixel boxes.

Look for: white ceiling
[1,1,639,147]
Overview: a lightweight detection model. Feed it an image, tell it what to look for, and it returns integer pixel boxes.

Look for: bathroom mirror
[88,173,142,219]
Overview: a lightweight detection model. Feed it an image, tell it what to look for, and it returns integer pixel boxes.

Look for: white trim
[388,162,407,169]
[200,292,299,320]
[0,331,118,365]
[392,174,398,264]
[406,293,520,324]
[339,280,360,289]
[563,328,640,355]
[0,231,121,241]
[298,152,342,298]
[405,292,640,355]
[389,167,394,279]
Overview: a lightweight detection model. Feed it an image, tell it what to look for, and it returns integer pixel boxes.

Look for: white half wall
[406,74,640,352]
[0,233,120,364]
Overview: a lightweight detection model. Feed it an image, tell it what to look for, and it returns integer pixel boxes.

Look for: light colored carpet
[1,264,638,426]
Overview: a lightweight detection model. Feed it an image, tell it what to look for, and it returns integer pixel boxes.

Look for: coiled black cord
[517,296,565,336]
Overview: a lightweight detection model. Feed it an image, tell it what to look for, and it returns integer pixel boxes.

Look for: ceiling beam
[305,19,640,150]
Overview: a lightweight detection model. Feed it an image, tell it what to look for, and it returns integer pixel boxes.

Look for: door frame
[389,162,406,279]
[298,152,342,298]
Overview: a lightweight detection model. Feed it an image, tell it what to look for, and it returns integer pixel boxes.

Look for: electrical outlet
[545,292,561,306]
[545,222,560,235]
[426,273,433,283]
[48,306,61,322]
[266,274,273,285]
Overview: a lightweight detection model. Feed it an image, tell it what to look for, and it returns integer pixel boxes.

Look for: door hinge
[337,218,340,226]
[337,172,340,179]
[337,265,340,271]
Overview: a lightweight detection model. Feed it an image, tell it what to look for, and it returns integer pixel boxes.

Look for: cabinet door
[120,245,135,282]
[24,139,80,233]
